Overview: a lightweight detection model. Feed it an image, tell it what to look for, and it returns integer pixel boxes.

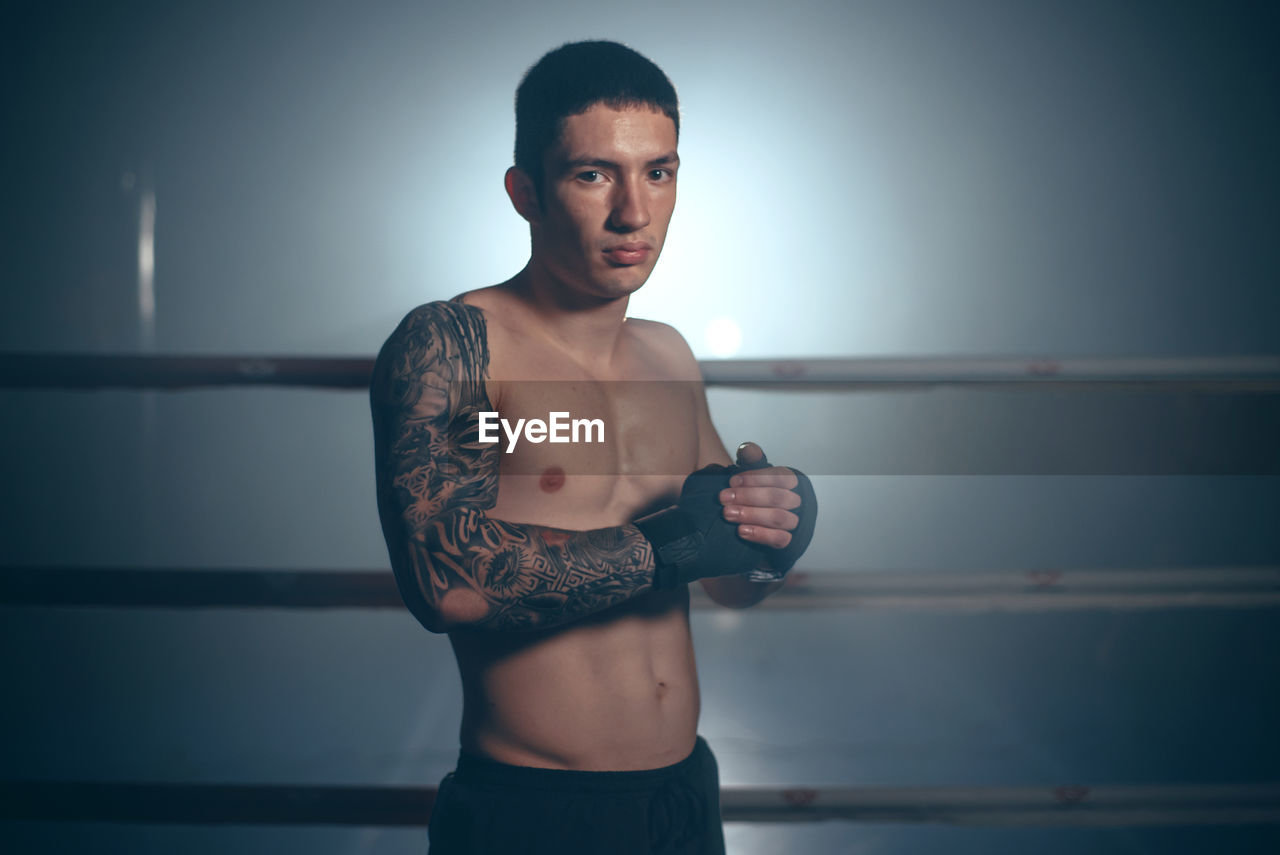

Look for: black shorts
[427,736,726,855]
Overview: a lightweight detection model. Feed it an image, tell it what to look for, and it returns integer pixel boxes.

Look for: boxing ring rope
[4,566,1279,612]
[3,352,1280,390]
[4,781,1278,828]
[5,350,1279,829]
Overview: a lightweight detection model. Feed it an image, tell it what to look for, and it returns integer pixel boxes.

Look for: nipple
[539,466,566,493]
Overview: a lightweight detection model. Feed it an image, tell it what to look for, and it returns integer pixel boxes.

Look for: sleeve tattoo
[371,301,657,632]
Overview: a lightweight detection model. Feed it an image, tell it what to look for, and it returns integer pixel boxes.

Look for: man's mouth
[602,242,652,266]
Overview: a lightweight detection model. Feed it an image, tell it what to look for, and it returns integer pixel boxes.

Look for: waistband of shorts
[452,736,710,794]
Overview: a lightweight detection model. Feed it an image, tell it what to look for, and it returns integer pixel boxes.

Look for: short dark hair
[515,41,680,195]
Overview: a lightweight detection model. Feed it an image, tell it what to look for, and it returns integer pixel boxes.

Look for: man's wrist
[632,509,699,590]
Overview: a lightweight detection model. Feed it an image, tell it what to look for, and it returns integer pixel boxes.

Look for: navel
[539,466,566,493]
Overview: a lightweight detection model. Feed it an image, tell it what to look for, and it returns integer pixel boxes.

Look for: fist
[720,442,817,571]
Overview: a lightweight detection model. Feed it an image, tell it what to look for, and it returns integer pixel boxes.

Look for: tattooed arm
[370,301,658,633]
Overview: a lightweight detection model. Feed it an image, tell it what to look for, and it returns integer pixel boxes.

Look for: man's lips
[603,242,653,266]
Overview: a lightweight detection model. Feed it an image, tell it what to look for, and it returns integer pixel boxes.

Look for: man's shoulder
[394,296,483,332]
[373,298,490,386]
[381,298,486,350]
[624,317,689,348]
[624,317,702,381]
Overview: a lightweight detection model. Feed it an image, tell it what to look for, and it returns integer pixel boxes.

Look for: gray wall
[4,1,1279,852]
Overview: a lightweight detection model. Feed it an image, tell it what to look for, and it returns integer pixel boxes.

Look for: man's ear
[504,166,540,224]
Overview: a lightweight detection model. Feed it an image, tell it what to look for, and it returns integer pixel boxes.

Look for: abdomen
[451,588,699,771]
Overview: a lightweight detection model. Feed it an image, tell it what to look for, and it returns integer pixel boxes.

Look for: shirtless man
[370,41,817,854]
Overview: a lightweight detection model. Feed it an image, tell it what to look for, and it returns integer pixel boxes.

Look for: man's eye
[578,171,602,182]
[650,169,672,181]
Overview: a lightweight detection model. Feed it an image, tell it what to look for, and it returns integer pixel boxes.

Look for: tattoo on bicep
[372,301,656,631]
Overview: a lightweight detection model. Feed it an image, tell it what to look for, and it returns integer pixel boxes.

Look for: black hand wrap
[635,464,763,590]
[636,457,819,589]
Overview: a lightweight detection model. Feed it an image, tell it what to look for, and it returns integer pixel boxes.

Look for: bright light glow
[138,189,156,349]
[704,316,742,358]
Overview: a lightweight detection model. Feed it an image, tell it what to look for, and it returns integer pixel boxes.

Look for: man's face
[530,103,679,301]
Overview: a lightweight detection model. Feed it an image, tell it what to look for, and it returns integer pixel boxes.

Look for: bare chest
[481,346,699,528]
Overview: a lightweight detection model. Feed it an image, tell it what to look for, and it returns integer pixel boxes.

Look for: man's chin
[584,266,654,300]
[601,276,651,300]
[539,259,656,304]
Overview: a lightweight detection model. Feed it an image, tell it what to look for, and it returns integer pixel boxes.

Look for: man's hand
[721,442,817,572]
[634,461,770,590]
[720,442,799,548]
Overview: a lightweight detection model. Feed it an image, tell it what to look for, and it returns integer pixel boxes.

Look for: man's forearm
[398,509,657,632]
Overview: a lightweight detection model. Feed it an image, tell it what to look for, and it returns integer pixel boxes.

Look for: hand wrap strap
[635,464,763,590]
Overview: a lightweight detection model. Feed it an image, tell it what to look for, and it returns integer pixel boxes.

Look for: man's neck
[504,265,632,368]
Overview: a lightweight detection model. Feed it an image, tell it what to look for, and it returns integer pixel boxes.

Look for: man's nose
[607,177,650,232]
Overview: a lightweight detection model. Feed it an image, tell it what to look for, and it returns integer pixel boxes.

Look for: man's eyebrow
[562,157,620,170]
[561,152,681,170]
